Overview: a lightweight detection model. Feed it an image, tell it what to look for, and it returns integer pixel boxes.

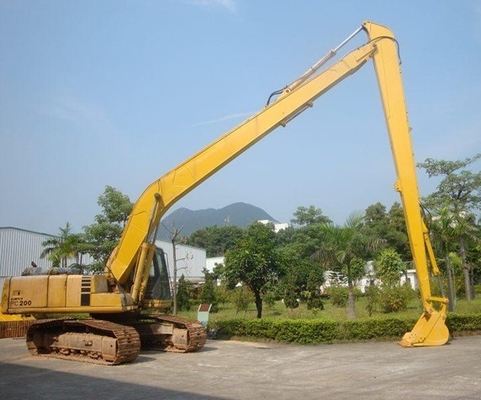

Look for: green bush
[211,313,481,344]
[340,317,414,340]
[377,285,415,313]
[274,320,339,344]
[229,287,254,314]
[327,285,348,308]
[447,313,481,334]
[176,275,193,311]
[200,269,219,313]
[263,290,277,310]
[212,318,339,344]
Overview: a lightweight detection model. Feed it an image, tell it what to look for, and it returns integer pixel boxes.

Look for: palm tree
[454,213,480,301]
[41,222,84,269]
[427,206,458,311]
[428,205,480,307]
[318,213,380,319]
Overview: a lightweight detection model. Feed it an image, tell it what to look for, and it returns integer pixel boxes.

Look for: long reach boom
[1,22,449,354]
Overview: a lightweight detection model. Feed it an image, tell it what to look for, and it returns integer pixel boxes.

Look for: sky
[1,0,480,235]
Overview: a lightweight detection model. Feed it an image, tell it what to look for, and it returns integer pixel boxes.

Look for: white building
[155,240,206,283]
[205,256,225,273]
[321,261,418,294]
[400,269,418,290]
[257,220,288,233]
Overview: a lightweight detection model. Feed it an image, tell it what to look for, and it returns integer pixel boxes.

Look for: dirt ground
[1,336,481,399]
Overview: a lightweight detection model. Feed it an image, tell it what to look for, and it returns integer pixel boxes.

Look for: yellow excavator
[0,21,449,364]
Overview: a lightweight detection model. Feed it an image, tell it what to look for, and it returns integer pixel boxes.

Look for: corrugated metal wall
[0,228,206,280]
[0,227,55,276]
[0,227,92,277]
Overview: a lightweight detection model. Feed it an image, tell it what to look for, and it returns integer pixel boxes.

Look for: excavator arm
[365,23,449,346]
[107,21,448,346]
[107,28,378,287]
[108,29,376,290]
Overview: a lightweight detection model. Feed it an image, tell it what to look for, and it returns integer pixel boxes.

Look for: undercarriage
[22,314,206,365]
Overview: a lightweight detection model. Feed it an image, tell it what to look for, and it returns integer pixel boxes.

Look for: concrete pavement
[1,336,480,399]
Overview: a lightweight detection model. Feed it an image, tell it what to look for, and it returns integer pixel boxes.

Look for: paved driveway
[1,336,480,399]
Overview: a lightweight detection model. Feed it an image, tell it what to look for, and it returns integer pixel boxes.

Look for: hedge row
[210,313,481,344]
[446,313,481,334]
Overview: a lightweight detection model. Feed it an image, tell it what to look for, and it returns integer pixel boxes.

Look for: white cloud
[41,92,115,137]
[192,111,254,126]
[188,0,238,13]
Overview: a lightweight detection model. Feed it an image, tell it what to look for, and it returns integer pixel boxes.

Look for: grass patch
[178,296,481,343]
[180,296,481,323]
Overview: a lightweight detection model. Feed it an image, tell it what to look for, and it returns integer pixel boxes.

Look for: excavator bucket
[399,309,449,347]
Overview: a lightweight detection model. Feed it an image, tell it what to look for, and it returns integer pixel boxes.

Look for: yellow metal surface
[5,276,49,309]
[0,310,33,322]
[1,279,10,313]
[3,275,135,314]
[1,282,36,338]
[66,275,82,307]
[89,293,125,307]
[364,21,449,346]
[399,308,449,347]
[47,275,67,307]
[0,22,449,347]
[142,299,172,310]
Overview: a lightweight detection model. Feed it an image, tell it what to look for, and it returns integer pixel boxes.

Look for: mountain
[157,202,277,240]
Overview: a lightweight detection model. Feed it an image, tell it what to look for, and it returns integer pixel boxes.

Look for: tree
[304,270,324,310]
[418,153,481,212]
[387,202,411,259]
[176,274,192,311]
[187,225,244,257]
[224,222,285,318]
[426,204,478,310]
[283,270,300,310]
[290,205,332,227]
[318,213,378,319]
[200,268,218,312]
[230,286,254,314]
[41,222,86,269]
[450,212,480,298]
[418,153,481,300]
[97,185,133,225]
[83,186,133,266]
[375,248,403,286]
[361,202,410,260]
[364,202,388,225]
[283,225,325,260]
[374,248,416,314]
[278,245,323,296]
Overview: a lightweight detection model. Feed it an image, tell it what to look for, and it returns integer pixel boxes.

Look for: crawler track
[26,319,141,365]
[19,313,205,365]
[135,314,207,353]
